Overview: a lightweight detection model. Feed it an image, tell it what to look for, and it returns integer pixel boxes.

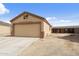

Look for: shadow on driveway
[57,34,79,43]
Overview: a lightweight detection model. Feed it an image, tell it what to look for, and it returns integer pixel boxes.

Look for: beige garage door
[14,23,41,37]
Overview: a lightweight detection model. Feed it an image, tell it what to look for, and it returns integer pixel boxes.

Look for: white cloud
[0,19,10,24]
[46,17,52,20]
[46,16,57,20]
[46,17,56,26]
[0,3,9,14]
[60,19,71,23]
[4,20,10,23]
[52,17,57,20]
[46,16,72,26]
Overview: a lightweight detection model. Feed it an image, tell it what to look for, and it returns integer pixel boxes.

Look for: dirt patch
[19,33,79,56]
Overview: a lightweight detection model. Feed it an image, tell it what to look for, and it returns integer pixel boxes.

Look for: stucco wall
[12,14,42,23]
[12,14,44,32]
[43,22,51,37]
[0,25,10,36]
[74,28,79,34]
[11,13,51,38]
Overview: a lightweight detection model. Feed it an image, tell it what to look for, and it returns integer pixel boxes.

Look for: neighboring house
[0,21,10,36]
[52,26,79,34]
[74,26,79,34]
[10,12,52,38]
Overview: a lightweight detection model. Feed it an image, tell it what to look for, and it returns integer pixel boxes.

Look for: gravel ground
[19,33,79,56]
[0,37,39,56]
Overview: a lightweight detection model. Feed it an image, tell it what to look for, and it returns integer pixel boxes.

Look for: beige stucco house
[10,12,52,38]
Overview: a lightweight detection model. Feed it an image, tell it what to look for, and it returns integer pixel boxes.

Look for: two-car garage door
[14,23,41,38]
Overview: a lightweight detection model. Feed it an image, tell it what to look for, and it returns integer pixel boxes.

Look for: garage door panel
[14,23,40,37]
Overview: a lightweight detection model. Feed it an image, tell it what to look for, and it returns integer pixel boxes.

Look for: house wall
[74,28,79,34]
[11,14,44,31]
[12,14,42,23]
[43,22,51,37]
[0,25,10,36]
[11,13,52,38]
[52,28,75,33]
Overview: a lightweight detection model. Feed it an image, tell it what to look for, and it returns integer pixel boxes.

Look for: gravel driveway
[0,37,39,56]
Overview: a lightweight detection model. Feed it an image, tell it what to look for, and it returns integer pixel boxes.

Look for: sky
[0,3,79,26]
